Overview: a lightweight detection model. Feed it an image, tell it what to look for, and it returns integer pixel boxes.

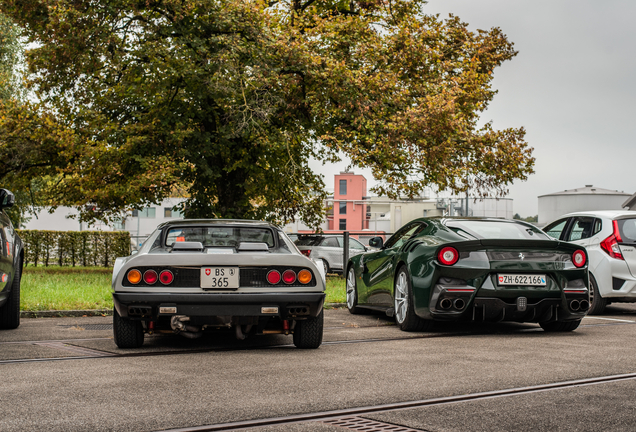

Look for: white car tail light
[600,220,624,260]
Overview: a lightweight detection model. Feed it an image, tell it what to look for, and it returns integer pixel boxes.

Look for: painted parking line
[583,316,636,323]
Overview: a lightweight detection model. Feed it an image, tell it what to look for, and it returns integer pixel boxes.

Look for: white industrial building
[538,185,631,226]
[282,196,514,235]
[623,193,636,211]
[23,198,186,249]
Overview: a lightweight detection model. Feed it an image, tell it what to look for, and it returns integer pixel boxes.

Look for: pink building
[328,172,369,231]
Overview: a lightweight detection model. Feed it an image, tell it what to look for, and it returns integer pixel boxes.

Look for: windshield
[446,220,550,240]
[165,226,276,248]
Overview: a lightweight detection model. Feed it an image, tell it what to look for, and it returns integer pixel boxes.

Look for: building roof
[623,192,636,209]
[538,185,631,198]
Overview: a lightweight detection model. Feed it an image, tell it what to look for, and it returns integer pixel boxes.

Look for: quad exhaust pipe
[453,298,466,311]
[170,315,203,339]
[440,298,453,310]
[439,297,466,311]
[569,299,589,312]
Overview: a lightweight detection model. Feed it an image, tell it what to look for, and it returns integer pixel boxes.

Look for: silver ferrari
[111,219,326,349]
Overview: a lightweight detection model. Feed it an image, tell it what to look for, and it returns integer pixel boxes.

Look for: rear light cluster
[600,220,624,260]
[267,269,313,285]
[438,246,459,266]
[571,249,587,268]
[127,269,174,285]
[300,250,312,258]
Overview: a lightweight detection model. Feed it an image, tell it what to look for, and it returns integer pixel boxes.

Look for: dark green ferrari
[346,218,590,332]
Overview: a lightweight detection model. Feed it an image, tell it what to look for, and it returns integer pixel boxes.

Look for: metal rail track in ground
[160,372,636,432]
[0,321,633,365]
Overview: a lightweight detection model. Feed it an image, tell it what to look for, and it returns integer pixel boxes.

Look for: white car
[294,235,367,274]
[543,211,636,314]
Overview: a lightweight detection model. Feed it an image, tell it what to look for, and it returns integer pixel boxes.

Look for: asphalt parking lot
[2,305,636,432]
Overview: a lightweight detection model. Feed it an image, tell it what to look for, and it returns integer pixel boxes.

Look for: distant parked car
[111,219,326,349]
[347,217,590,332]
[294,235,367,274]
[0,189,23,330]
[543,210,636,314]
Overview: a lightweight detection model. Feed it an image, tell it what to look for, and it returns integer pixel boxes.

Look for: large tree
[0,0,534,227]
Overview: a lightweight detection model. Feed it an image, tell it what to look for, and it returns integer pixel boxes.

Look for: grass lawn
[20,266,347,311]
[21,266,113,311]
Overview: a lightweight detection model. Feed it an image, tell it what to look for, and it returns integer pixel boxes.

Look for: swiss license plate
[498,274,546,286]
[201,267,239,289]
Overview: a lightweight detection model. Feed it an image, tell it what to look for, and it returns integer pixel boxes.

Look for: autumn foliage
[0,0,534,227]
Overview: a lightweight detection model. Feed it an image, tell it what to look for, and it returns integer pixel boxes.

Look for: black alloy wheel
[346,267,363,314]
[393,266,434,332]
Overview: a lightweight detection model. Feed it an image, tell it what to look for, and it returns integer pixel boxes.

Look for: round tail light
[267,270,281,284]
[298,269,312,284]
[572,249,586,268]
[282,270,296,284]
[159,270,174,285]
[127,269,142,284]
[438,246,459,266]
[143,269,158,284]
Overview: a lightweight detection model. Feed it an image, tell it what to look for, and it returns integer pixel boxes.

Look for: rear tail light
[572,249,586,268]
[300,250,311,257]
[267,270,281,284]
[282,270,296,284]
[127,269,142,284]
[143,269,158,284]
[438,246,459,266]
[159,270,174,285]
[298,269,312,284]
[600,221,624,260]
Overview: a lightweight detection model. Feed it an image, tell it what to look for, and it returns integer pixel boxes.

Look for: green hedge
[17,230,131,267]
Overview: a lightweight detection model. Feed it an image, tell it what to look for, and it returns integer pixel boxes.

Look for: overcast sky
[311,0,636,217]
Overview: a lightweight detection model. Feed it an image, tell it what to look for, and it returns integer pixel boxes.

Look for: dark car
[346,217,589,332]
[111,219,325,349]
[0,189,24,329]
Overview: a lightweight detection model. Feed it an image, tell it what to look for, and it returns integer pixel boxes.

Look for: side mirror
[368,237,383,249]
[0,189,15,210]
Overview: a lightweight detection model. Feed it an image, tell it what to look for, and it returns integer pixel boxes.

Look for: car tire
[346,267,363,314]
[293,309,324,349]
[540,319,582,332]
[394,266,434,332]
[587,275,606,315]
[0,264,21,330]
[320,259,330,275]
[113,307,144,348]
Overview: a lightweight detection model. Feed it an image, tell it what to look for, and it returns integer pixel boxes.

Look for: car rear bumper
[113,292,325,321]
[430,296,587,323]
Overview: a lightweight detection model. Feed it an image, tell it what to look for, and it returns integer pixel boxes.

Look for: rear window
[295,236,323,246]
[617,219,636,244]
[165,226,275,248]
[446,220,551,240]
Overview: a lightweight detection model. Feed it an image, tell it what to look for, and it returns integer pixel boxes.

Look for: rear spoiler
[441,239,578,252]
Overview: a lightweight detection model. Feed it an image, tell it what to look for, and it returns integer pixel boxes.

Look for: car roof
[420,217,524,225]
[157,219,279,230]
[559,210,636,219]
